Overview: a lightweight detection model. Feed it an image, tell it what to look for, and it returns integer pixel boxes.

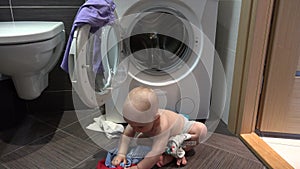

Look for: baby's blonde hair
[123,86,159,123]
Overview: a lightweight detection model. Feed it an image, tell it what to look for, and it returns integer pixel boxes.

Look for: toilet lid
[0,21,64,44]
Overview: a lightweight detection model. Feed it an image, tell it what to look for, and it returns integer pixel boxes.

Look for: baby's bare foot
[176,156,187,166]
[156,154,174,167]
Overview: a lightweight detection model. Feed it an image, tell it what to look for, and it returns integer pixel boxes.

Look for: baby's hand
[111,154,126,166]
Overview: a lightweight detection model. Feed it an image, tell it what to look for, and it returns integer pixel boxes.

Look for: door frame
[228,0,293,168]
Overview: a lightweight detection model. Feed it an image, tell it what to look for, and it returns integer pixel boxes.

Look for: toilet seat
[0,21,65,99]
[0,21,65,44]
[0,31,65,75]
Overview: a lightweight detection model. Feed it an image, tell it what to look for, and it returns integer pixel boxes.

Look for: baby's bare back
[145,109,186,156]
[160,109,185,136]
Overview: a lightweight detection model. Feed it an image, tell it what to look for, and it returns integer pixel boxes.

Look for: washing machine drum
[125,12,191,75]
[120,7,203,85]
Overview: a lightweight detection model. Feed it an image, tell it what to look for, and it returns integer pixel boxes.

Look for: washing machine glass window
[84,24,121,93]
[124,8,193,76]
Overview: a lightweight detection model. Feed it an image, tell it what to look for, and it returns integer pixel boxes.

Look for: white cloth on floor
[86,115,124,139]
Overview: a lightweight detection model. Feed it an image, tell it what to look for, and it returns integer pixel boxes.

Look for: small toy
[165,133,192,158]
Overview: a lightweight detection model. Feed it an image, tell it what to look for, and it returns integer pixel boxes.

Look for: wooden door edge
[228,0,274,134]
[240,133,294,169]
[227,0,255,134]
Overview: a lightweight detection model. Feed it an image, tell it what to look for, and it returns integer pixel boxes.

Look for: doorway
[228,0,299,168]
[256,0,300,136]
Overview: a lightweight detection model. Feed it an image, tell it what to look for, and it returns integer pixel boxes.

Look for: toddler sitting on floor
[111,86,207,168]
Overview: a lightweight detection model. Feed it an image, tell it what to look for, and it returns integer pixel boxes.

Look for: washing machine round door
[68,23,125,108]
[119,4,203,86]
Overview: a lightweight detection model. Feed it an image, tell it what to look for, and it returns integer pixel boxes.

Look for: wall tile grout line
[0,6,80,9]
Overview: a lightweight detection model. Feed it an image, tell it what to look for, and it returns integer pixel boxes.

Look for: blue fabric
[60,0,115,73]
[105,146,151,168]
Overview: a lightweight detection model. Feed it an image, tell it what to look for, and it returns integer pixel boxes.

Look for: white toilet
[0,21,65,100]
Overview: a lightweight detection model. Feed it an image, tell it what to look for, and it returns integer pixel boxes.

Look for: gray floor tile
[61,110,102,141]
[0,163,7,169]
[0,116,57,156]
[214,121,235,136]
[61,120,91,141]
[160,144,264,169]
[61,111,121,151]
[0,131,101,169]
[204,133,261,162]
[72,150,107,169]
[30,109,99,129]
[195,144,264,169]
[0,110,265,169]
[29,110,78,129]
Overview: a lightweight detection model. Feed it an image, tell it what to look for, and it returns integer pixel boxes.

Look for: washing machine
[69,0,219,123]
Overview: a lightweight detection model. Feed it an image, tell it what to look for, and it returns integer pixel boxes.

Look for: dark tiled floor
[0,110,266,169]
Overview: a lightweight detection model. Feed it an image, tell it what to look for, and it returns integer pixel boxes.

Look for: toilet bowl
[0,21,65,100]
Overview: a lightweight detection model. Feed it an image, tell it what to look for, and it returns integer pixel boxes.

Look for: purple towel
[60,0,116,73]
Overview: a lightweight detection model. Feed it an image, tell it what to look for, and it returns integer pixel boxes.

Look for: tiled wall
[0,0,85,115]
[0,0,242,125]
[211,0,242,124]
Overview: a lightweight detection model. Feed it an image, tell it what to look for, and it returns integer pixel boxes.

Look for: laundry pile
[86,115,124,139]
[95,134,196,168]
[97,146,151,169]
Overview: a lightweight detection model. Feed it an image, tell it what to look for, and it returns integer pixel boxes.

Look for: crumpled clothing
[105,146,151,168]
[60,0,115,73]
[97,159,135,169]
[165,133,191,158]
[86,115,124,139]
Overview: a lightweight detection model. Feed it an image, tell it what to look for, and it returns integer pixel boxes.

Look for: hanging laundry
[60,0,116,73]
